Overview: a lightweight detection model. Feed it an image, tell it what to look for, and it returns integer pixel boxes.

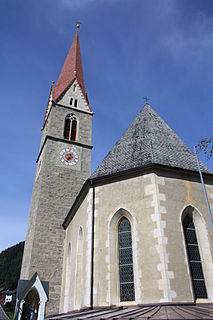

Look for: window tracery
[118,217,135,301]
[64,114,77,141]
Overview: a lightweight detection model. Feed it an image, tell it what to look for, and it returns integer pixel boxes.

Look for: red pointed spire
[54,25,86,102]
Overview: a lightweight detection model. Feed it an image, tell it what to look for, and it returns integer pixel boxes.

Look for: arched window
[64,114,77,141]
[183,214,208,299]
[73,84,76,92]
[70,97,73,106]
[74,99,78,108]
[118,217,135,301]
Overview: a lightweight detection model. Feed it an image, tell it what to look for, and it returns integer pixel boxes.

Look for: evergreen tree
[0,242,24,290]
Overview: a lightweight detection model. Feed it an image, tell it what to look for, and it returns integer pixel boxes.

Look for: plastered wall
[62,171,213,310]
[60,189,93,312]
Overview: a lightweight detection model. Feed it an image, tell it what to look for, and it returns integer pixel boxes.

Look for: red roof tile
[54,27,86,102]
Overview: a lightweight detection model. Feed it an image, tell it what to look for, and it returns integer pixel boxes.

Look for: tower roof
[54,26,86,102]
[92,104,209,178]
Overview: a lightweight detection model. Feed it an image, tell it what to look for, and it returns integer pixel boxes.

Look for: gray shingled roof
[0,305,9,320]
[92,104,209,178]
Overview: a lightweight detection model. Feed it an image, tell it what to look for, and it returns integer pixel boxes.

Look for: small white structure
[4,295,12,304]
[15,273,48,320]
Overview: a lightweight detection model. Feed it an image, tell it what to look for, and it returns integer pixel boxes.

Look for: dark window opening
[70,98,73,106]
[74,99,78,108]
[73,84,76,92]
[64,118,71,140]
[118,217,135,302]
[64,114,77,141]
[183,214,208,299]
[71,120,77,141]
[21,288,39,320]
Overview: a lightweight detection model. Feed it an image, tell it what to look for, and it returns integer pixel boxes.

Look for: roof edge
[63,163,213,229]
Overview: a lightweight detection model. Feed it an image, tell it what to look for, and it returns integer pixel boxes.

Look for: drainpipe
[90,180,95,310]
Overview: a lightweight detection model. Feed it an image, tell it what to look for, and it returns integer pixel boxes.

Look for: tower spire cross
[143,96,150,104]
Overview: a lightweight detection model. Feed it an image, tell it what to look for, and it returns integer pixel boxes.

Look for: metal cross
[143,96,150,104]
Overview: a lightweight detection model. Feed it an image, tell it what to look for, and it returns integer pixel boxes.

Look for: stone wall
[20,82,93,315]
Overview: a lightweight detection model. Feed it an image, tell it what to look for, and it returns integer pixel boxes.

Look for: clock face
[59,146,79,166]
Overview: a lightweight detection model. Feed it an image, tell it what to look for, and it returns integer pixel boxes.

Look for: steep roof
[42,81,54,128]
[92,104,209,178]
[0,305,9,320]
[54,26,86,102]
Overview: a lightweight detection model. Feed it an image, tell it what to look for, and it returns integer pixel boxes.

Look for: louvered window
[183,215,208,299]
[64,114,77,141]
[118,218,135,301]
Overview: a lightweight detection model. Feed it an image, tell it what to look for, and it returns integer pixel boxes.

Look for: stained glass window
[118,217,135,301]
[183,214,208,299]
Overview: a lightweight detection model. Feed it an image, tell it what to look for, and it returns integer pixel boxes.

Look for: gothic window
[73,84,76,92]
[64,114,77,141]
[183,214,208,299]
[118,217,135,301]
[70,97,73,106]
[74,99,78,108]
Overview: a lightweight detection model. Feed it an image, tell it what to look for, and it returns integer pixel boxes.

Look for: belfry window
[74,99,78,108]
[118,217,135,301]
[183,214,208,299]
[70,98,73,106]
[64,114,77,141]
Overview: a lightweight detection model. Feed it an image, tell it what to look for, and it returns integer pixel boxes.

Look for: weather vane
[143,96,150,104]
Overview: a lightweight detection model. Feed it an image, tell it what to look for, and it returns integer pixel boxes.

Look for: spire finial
[76,22,81,29]
[54,22,87,103]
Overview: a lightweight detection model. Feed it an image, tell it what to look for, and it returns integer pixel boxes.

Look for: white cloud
[161,5,213,62]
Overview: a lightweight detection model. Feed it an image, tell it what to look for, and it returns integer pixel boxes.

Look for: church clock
[59,146,79,166]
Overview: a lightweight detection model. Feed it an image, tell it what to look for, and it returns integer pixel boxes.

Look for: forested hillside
[0,242,24,290]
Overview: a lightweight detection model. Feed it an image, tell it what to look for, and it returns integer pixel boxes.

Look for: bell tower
[20,25,93,315]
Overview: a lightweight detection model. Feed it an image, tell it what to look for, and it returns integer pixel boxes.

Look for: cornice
[36,135,93,163]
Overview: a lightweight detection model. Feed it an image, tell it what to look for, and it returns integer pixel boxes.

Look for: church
[16,25,213,320]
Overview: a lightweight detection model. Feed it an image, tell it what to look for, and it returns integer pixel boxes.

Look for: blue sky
[0,0,213,252]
